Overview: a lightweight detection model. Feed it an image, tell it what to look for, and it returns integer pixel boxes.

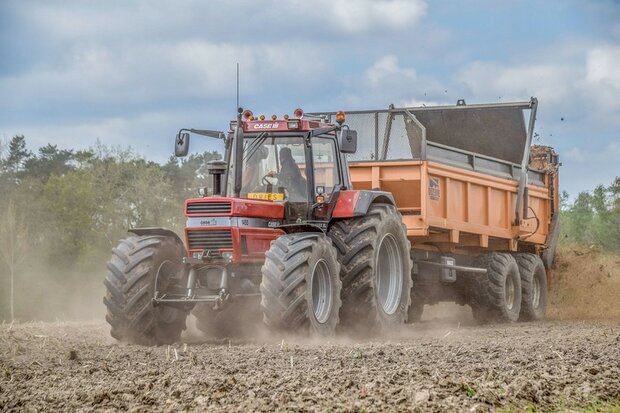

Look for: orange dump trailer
[314,98,560,322]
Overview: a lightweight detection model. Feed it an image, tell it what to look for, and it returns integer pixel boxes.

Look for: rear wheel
[260,233,341,336]
[328,204,412,333]
[104,235,188,345]
[469,252,521,324]
[514,253,548,321]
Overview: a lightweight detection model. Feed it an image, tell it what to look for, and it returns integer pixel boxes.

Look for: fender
[331,190,396,219]
[128,227,186,253]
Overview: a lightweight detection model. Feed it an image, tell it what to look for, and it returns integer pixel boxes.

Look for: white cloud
[365,55,416,86]
[319,0,427,33]
[0,39,329,110]
[456,61,579,105]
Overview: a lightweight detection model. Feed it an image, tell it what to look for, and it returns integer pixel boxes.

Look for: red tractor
[104,108,412,345]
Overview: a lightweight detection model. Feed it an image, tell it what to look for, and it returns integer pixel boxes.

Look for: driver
[267,147,307,201]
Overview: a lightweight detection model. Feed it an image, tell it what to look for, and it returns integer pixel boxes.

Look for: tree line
[0,135,220,321]
[0,135,617,321]
[560,179,620,251]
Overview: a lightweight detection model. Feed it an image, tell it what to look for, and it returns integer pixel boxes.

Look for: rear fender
[331,190,396,219]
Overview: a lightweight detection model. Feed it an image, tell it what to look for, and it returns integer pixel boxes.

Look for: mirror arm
[310,125,339,137]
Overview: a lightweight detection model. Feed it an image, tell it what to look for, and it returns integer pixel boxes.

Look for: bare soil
[1,317,619,412]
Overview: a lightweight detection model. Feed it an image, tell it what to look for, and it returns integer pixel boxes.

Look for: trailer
[313,98,560,322]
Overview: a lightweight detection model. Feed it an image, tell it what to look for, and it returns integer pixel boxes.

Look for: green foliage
[0,135,221,321]
[560,176,620,251]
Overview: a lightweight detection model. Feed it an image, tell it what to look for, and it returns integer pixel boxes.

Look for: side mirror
[175,132,190,157]
[339,129,357,154]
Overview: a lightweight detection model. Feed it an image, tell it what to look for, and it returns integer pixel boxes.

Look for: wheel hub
[505,274,515,311]
[376,233,403,315]
[532,275,541,309]
[311,259,332,324]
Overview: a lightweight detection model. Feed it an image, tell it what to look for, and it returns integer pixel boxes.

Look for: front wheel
[103,235,188,345]
[260,233,342,336]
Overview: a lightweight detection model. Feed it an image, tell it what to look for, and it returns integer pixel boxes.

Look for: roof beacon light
[271,114,277,120]
[336,111,345,125]
[259,114,265,121]
[283,114,289,120]
[242,110,254,121]
[294,108,304,119]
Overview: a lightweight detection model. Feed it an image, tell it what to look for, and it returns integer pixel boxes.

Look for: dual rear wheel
[260,203,414,336]
[470,252,547,323]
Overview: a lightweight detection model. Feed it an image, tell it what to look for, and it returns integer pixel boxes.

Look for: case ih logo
[253,123,279,129]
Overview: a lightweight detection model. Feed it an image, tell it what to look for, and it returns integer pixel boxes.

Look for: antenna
[236,63,239,110]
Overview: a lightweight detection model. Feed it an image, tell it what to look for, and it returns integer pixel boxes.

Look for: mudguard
[128,227,186,253]
[332,190,396,219]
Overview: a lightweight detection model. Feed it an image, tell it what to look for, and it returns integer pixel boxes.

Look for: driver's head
[280,147,294,163]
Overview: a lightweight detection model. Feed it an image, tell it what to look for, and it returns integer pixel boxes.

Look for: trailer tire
[328,204,412,333]
[470,252,521,324]
[260,233,341,336]
[514,253,547,321]
[104,236,188,345]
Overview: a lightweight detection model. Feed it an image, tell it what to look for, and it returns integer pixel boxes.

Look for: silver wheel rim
[311,259,332,324]
[505,274,515,311]
[376,233,403,315]
[532,275,541,308]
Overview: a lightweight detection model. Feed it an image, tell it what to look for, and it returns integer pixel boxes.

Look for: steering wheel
[262,174,277,186]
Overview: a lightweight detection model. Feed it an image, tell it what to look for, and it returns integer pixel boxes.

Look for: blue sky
[1,0,619,196]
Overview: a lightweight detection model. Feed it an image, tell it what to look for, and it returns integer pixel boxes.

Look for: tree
[0,199,29,322]
[1,135,32,178]
[23,144,75,183]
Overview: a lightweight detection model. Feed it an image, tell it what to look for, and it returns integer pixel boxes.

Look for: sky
[1,0,619,196]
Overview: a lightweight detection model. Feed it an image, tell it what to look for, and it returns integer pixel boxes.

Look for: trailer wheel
[104,236,188,345]
[260,233,341,336]
[470,252,521,323]
[328,204,412,333]
[514,253,548,321]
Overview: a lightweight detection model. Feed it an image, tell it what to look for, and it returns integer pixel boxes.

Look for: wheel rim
[532,275,541,309]
[156,260,180,323]
[376,233,403,315]
[505,273,515,311]
[311,259,332,324]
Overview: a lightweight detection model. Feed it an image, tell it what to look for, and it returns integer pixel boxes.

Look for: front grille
[186,201,232,215]
[187,229,233,250]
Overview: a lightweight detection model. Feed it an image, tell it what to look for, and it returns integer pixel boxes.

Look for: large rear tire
[514,253,548,321]
[328,204,412,333]
[104,235,188,345]
[260,233,341,336]
[470,252,521,324]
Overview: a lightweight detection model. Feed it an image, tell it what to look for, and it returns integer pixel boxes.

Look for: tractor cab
[176,108,358,229]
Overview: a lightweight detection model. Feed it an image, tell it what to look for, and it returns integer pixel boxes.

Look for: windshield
[230,135,308,202]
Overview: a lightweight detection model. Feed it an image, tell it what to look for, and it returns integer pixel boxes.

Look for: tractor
[103,108,413,345]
